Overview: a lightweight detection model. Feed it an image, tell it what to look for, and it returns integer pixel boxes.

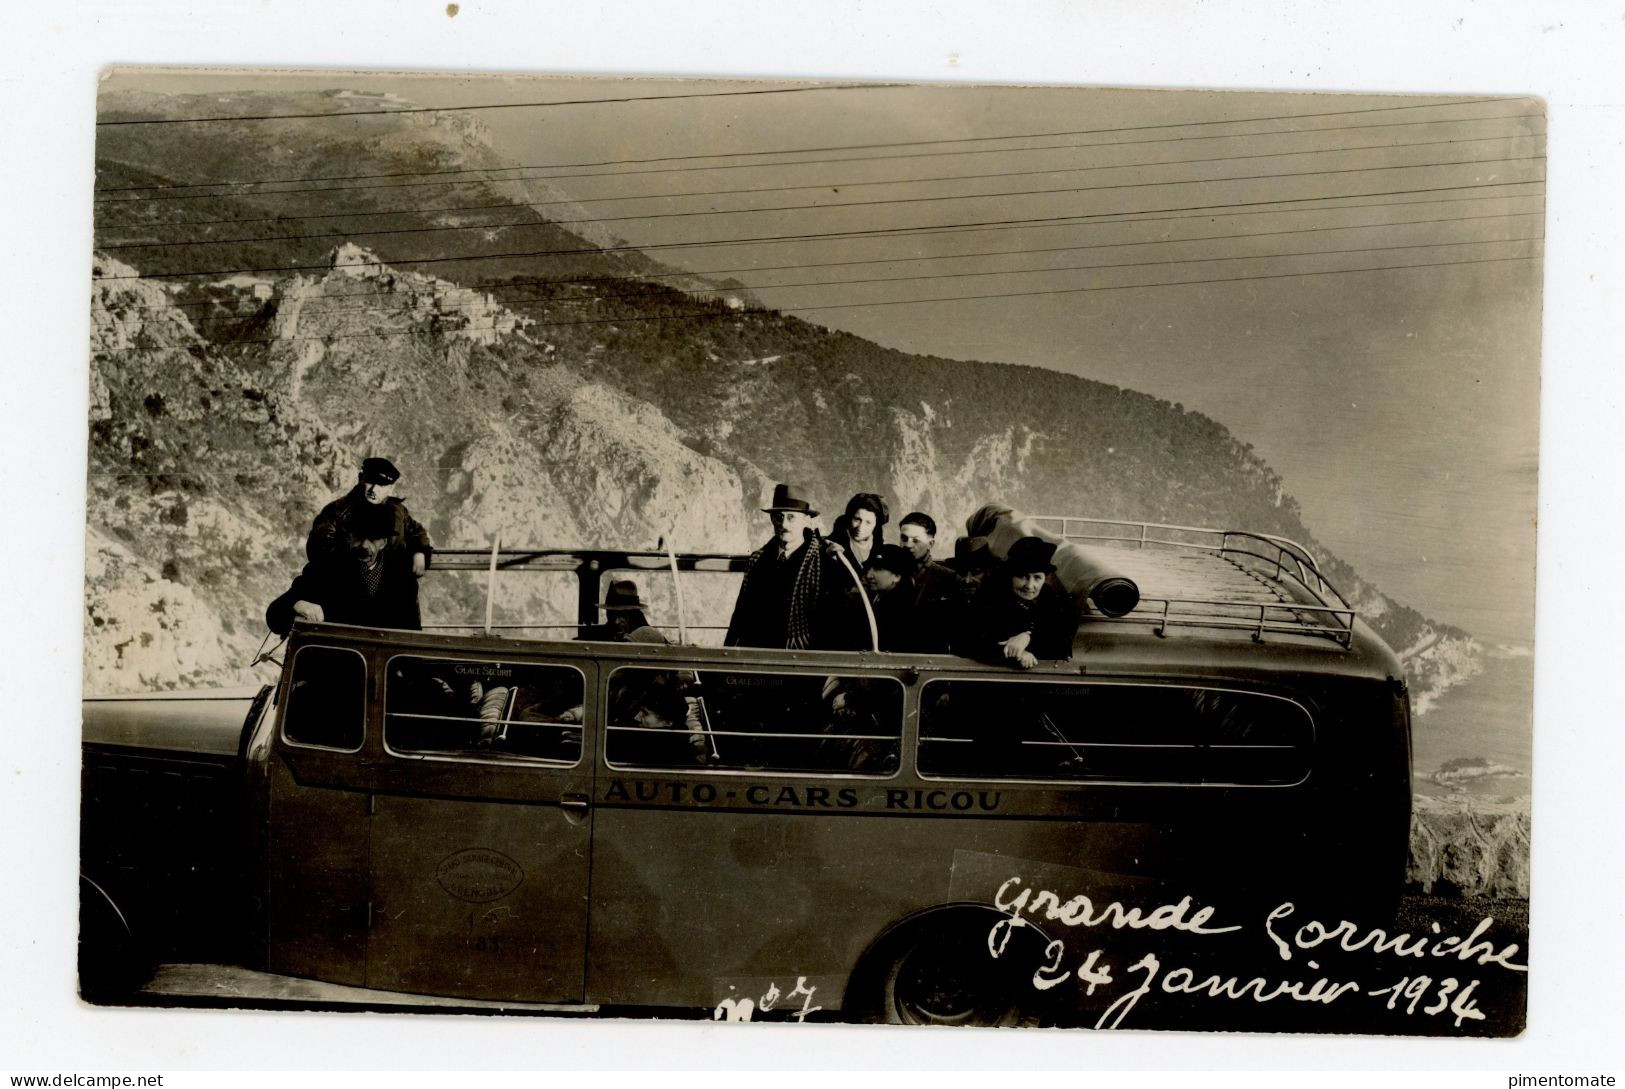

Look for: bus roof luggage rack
[1029,516,1358,648]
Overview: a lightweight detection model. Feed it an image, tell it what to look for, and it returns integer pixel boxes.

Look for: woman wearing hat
[968,536,1081,668]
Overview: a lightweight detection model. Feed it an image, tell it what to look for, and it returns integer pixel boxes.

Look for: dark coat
[967,576,1081,663]
[725,537,868,651]
[870,577,922,653]
[909,560,959,654]
[266,551,422,636]
[307,487,432,563]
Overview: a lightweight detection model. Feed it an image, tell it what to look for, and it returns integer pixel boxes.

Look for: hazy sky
[99,70,1544,640]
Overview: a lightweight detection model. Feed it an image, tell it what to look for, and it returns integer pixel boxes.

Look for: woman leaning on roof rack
[966,536,1081,669]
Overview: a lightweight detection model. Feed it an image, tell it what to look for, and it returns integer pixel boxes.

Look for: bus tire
[78,875,153,1001]
[851,908,1050,1027]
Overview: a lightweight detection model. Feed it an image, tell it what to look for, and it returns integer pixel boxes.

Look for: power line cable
[233,231,1561,319]
[318,233,1549,312]
[95,82,898,126]
[117,212,1547,325]
[95,96,1528,193]
[120,202,1540,320]
[97,131,1540,247]
[96,151,1546,264]
[92,110,1547,211]
[554,234,1548,303]
[95,246,1539,351]
[90,177,1547,283]
[780,253,1540,315]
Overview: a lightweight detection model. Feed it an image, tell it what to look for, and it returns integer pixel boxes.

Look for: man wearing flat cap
[307,456,432,578]
[725,483,867,651]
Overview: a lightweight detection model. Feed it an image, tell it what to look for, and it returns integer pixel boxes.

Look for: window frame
[278,644,369,754]
[381,651,589,769]
[601,663,908,781]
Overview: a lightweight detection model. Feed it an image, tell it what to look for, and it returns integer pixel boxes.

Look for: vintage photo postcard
[81,67,1540,1036]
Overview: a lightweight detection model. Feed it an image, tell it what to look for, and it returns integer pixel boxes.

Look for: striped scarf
[783,534,824,650]
[735,532,825,649]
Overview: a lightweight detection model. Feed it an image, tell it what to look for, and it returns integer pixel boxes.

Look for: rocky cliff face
[84,244,757,689]
[1408,795,1531,899]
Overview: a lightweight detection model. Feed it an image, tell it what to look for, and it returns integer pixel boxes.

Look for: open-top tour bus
[80,514,1412,1025]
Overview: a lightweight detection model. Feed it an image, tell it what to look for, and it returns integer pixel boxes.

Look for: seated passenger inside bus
[606,670,709,767]
[384,658,583,761]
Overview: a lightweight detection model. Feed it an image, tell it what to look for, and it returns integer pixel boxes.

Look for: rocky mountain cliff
[1409,795,1530,899]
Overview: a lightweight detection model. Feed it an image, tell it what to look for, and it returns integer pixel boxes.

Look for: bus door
[266,644,375,987]
[590,662,908,1008]
[367,652,595,1002]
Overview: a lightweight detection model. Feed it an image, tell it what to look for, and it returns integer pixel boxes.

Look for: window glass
[282,646,366,751]
[384,655,585,764]
[607,667,901,775]
[918,680,1311,785]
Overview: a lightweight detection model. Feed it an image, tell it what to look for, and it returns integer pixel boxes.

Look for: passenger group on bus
[271,466,1081,670]
[827,492,889,571]
[723,483,870,651]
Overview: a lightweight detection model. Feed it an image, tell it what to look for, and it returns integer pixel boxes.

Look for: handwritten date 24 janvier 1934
[987,879,1526,1030]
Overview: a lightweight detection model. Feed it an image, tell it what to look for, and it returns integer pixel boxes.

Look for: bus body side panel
[585,802,1180,1011]
[265,755,371,987]
[366,793,591,1003]
[81,745,245,963]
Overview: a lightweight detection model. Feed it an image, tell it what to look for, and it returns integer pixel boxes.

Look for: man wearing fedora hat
[307,456,433,579]
[968,536,1081,668]
[725,483,866,651]
[579,579,669,644]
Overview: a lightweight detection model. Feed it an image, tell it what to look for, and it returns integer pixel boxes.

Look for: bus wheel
[78,875,153,1001]
[876,915,1041,1027]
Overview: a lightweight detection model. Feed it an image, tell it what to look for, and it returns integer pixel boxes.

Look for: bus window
[383,655,585,764]
[606,667,902,776]
[918,679,1312,786]
[282,645,366,752]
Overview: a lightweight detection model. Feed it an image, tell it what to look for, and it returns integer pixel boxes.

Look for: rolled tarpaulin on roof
[965,504,1141,618]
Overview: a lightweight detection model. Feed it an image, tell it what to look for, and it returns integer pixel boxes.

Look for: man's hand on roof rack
[292,600,325,624]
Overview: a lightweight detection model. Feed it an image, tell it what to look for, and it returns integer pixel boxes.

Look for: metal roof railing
[1027,515,1357,648]
[422,522,1359,649]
